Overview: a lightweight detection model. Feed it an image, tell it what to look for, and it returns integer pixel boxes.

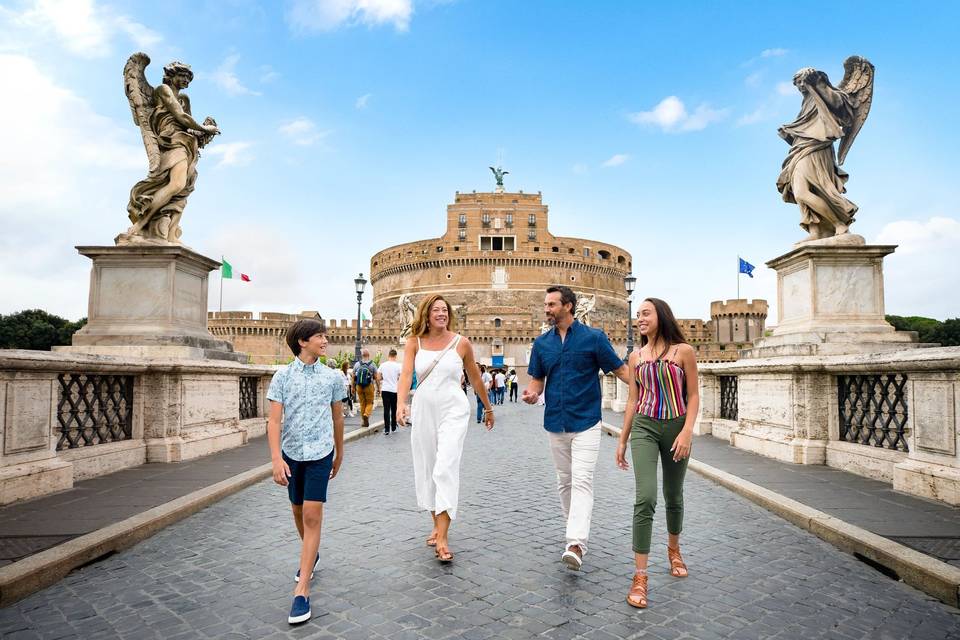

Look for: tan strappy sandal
[668,546,688,578]
[627,573,648,608]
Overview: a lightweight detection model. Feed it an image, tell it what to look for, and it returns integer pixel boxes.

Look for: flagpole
[736,256,740,300]
[219,257,224,313]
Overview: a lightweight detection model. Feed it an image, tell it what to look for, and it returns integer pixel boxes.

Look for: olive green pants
[630,413,689,554]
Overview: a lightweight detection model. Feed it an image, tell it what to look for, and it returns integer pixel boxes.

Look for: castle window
[458,214,467,227]
[583,247,591,257]
[482,213,491,226]
[617,255,626,265]
[528,214,536,226]
[533,246,540,252]
[446,273,453,279]
[494,318,502,328]
[570,275,576,282]
[552,246,559,252]
[568,247,575,254]
[436,246,443,253]
[458,229,466,241]
[528,230,536,240]
[505,213,513,226]
[479,235,516,251]
[598,250,610,260]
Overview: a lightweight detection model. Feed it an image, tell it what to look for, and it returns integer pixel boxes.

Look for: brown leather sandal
[626,573,648,608]
[435,545,454,563]
[668,546,688,578]
[426,533,438,547]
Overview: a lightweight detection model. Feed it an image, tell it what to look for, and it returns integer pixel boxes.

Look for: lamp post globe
[354,273,367,363]
[624,274,637,359]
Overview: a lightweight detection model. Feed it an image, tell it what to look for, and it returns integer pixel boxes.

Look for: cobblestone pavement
[3,401,959,639]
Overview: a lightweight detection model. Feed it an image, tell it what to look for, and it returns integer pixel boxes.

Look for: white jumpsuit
[410,335,471,520]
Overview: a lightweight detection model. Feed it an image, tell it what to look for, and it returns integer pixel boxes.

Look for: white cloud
[737,106,768,126]
[601,154,630,168]
[745,71,763,87]
[259,65,280,83]
[278,117,329,146]
[205,141,254,167]
[777,81,795,96]
[0,53,146,319]
[628,96,728,133]
[210,53,261,96]
[6,0,161,58]
[761,48,788,58]
[876,216,960,318]
[287,0,413,33]
[571,162,589,175]
[355,93,372,109]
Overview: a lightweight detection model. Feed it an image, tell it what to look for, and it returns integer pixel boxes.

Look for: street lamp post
[354,273,367,363]
[624,274,637,359]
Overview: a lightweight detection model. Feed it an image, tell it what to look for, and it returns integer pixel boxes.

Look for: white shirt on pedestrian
[495,372,506,388]
[481,371,493,391]
[379,359,402,393]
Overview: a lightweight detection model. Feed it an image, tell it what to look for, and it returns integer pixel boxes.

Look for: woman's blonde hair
[410,294,457,336]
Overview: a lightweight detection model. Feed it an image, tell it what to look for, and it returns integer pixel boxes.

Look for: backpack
[355,363,373,387]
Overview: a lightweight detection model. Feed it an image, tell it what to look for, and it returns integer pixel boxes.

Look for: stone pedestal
[744,241,918,358]
[59,245,246,362]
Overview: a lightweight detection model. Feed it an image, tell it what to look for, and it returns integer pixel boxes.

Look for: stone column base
[730,432,826,465]
[0,458,73,506]
[146,424,247,463]
[745,240,920,358]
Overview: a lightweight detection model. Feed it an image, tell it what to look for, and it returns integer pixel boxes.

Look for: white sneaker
[561,545,583,571]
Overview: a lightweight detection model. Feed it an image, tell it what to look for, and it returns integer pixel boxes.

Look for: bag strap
[417,335,460,387]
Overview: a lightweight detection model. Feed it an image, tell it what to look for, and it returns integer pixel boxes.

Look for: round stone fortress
[369,189,632,371]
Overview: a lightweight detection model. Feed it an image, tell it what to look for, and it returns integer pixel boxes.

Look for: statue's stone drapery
[776,56,874,244]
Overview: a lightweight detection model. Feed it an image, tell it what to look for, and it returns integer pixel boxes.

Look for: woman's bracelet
[484,408,494,413]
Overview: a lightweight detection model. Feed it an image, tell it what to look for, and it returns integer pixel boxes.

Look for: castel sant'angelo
[210,174,767,375]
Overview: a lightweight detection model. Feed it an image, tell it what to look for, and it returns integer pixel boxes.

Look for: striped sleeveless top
[636,346,687,420]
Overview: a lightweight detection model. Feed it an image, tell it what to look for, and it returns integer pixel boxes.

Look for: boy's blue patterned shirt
[267,357,348,461]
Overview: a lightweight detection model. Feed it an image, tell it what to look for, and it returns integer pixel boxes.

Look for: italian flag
[221,258,251,282]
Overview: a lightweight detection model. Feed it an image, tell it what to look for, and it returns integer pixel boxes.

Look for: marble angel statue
[398,294,418,339]
[121,53,219,244]
[574,294,596,326]
[776,55,874,243]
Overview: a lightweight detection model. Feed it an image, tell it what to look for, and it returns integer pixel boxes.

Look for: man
[377,349,402,434]
[354,349,379,428]
[476,364,492,424]
[494,369,507,405]
[523,286,631,571]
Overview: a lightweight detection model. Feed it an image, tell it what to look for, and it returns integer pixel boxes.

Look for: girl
[615,298,699,608]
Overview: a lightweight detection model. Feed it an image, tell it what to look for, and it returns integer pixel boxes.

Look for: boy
[267,319,346,624]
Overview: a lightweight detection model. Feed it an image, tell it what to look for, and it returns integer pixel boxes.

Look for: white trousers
[548,423,601,552]
[410,392,470,520]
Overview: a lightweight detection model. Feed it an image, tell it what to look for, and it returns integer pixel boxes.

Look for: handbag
[416,335,461,387]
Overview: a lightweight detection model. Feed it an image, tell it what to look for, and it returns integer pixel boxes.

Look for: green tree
[886,315,942,343]
[0,309,87,351]
[928,319,960,347]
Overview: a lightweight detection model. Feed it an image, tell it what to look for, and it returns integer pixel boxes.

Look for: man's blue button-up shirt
[528,320,625,433]
[267,357,348,461]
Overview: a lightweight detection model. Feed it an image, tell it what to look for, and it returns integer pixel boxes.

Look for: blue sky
[2,0,959,324]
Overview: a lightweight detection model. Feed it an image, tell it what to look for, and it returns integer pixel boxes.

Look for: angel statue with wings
[776,55,874,243]
[121,53,220,244]
[489,165,508,188]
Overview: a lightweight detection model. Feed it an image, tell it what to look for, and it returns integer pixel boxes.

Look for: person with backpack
[354,349,379,428]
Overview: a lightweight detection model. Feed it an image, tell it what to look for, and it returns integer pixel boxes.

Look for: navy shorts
[282,451,334,505]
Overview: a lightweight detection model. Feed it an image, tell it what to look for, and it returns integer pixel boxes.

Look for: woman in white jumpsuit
[398,294,495,562]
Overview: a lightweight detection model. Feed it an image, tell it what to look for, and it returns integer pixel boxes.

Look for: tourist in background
[339,361,355,417]
[508,369,519,402]
[354,349,379,428]
[266,319,346,624]
[476,364,492,424]
[397,295,494,563]
[615,297,699,609]
[522,285,631,572]
[494,369,506,404]
[377,349,402,435]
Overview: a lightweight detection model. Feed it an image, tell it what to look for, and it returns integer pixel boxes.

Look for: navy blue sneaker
[294,552,320,583]
[288,595,311,624]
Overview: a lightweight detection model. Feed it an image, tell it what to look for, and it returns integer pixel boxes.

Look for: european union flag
[738,257,755,278]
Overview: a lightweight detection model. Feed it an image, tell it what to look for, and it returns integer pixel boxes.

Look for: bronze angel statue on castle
[777,55,874,244]
[120,53,219,244]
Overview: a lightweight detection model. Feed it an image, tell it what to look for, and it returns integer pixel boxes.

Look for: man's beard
[545,313,557,326]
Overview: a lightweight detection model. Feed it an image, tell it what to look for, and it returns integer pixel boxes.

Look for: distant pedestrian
[378,349,402,434]
[615,298,699,609]
[354,349,379,428]
[266,319,346,625]
[508,369,519,402]
[522,285,631,572]
[494,369,506,404]
[339,361,355,417]
[476,364,492,424]
[397,295,494,563]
